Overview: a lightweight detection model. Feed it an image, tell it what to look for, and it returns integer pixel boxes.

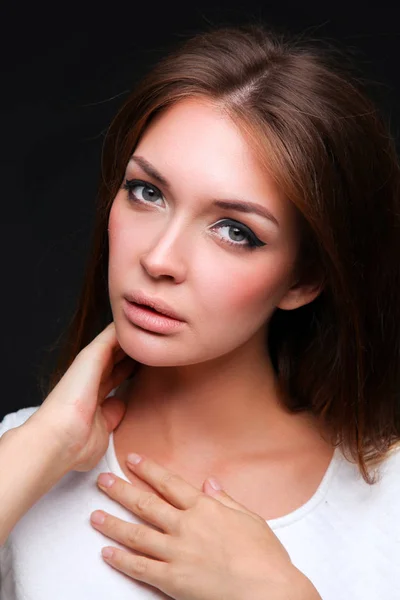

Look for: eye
[122,179,164,206]
[211,220,266,251]
[122,178,267,252]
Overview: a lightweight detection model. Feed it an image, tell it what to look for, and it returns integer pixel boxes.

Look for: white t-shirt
[1,404,399,599]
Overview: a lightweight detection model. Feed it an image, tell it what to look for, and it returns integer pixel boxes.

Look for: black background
[2,3,400,419]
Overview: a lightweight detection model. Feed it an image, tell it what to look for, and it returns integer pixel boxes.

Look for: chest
[208,450,334,521]
[4,470,171,599]
[115,444,334,522]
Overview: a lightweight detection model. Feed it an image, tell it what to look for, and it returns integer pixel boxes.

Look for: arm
[0,422,71,545]
[0,322,134,546]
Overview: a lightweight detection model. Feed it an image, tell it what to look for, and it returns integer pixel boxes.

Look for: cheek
[108,200,146,264]
[107,200,139,292]
[108,200,121,251]
[202,257,289,319]
[108,196,293,324]
[108,200,129,246]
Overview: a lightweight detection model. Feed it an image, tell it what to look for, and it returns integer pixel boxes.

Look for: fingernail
[97,473,115,488]
[102,547,114,559]
[91,511,105,525]
[208,477,222,491]
[127,453,143,465]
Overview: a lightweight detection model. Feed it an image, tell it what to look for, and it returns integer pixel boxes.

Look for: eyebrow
[129,155,280,228]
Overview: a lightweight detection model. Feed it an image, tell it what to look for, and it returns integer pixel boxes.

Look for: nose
[139,218,188,282]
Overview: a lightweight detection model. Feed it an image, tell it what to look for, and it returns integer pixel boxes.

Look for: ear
[276,278,323,311]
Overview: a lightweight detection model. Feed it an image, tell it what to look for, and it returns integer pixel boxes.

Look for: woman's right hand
[26,321,137,473]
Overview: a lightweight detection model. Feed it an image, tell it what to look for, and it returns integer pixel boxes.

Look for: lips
[131,303,171,319]
[124,291,185,321]
[134,303,158,314]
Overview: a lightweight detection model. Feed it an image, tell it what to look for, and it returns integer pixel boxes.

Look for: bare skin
[112,372,334,522]
[107,97,335,522]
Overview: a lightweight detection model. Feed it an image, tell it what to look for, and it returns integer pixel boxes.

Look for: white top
[1,404,399,599]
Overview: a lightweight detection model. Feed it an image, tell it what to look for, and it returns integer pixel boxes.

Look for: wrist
[11,418,73,481]
[0,423,72,545]
[253,566,321,600]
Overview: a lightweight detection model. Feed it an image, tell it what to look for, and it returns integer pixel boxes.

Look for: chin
[114,325,186,367]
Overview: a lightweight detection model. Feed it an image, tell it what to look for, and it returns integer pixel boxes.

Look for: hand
[26,322,137,472]
[90,453,320,600]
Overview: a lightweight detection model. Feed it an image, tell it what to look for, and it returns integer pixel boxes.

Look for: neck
[116,339,325,464]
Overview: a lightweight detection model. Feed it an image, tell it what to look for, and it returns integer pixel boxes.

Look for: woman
[1,23,399,600]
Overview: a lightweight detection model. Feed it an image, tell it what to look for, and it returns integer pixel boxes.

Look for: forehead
[135,98,283,201]
[138,98,253,169]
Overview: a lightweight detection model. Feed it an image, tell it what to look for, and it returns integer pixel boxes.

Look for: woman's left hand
[90,453,321,600]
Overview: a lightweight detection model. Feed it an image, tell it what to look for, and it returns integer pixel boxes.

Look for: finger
[83,322,125,371]
[93,321,119,348]
[99,355,136,403]
[90,511,172,561]
[80,322,119,361]
[203,479,263,520]
[100,546,171,594]
[101,397,126,433]
[111,355,136,386]
[76,322,123,383]
[112,345,129,363]
[126,454,201,510]
[96,473,180,534]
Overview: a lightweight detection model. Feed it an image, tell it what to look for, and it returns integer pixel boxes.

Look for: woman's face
[108,97,306,366]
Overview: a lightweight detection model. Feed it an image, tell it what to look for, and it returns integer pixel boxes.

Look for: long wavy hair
[39,23,400,484]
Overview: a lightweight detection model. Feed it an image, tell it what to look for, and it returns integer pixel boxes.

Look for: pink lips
[123,299,186,334]
[124,291,184,321]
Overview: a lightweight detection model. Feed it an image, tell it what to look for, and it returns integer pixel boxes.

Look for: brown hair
[39,23,400,484]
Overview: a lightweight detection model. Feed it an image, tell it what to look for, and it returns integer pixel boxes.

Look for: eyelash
[122,179,267,252]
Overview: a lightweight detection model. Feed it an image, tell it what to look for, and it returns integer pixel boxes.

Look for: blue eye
[123,179,163,205]
[122,178,267,252]
[210,219,266,250]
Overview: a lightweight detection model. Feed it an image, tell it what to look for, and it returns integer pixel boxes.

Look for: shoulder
[0,405,41,438]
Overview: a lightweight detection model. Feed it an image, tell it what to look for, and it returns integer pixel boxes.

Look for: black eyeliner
[122,178,267,250]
